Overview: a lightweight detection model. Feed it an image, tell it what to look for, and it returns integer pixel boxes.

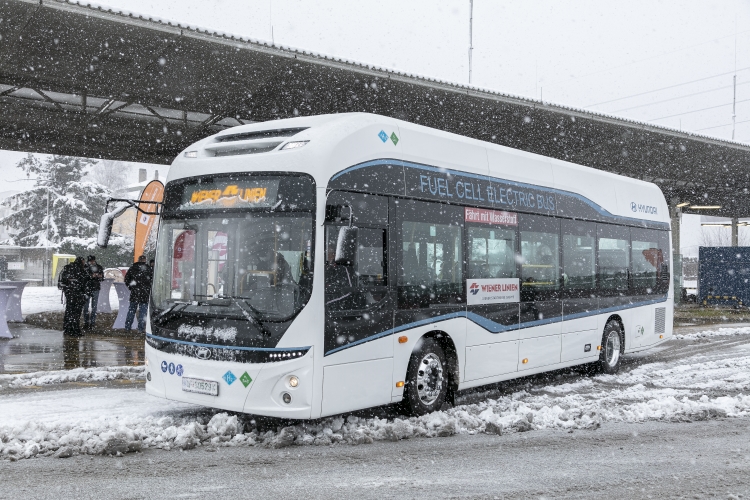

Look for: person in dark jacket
[58,257,88,336]
[124,255,152,333]
[83,255,104,329]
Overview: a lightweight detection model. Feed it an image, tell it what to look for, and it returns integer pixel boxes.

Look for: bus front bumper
[144,343,314,419]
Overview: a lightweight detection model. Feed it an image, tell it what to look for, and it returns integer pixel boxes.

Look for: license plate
[182,377,219,396]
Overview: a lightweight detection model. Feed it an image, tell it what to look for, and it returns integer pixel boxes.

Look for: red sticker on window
[464,207,518,225]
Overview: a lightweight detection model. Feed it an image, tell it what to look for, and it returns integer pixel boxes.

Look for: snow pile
[3,329,750,460]
[3,385,748,461]
[674,326,750,340]
[0,366,145,388]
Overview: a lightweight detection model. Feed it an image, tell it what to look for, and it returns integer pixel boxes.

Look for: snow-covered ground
[0,366,144,388]
[21,286,120,316]
[2,327,750,460]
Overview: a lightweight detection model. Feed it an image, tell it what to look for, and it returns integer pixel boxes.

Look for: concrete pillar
[670,199,682,304]
[671,204,681,259]
[732,217,739,247]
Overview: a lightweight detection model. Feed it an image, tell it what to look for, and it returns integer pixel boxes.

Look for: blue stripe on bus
[146,334,311,353]
[330,159,669,230]
[324,297,668,356]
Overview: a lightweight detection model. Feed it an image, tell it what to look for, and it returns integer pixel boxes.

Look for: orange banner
[133,180,164,263]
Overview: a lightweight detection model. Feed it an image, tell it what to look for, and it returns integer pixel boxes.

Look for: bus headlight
[281,141,309,150]
[288,376,299,388]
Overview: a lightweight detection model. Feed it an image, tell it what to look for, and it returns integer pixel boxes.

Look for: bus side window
[519,214,560,299]
[467,225,517,279]
[561,220,596,293]
[324,226,387,310]
[597,223,630,294]
[398,200,464,308]
[631,227,669,294]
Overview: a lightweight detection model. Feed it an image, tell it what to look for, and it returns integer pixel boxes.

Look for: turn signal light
[659,335,664,339]
[522,358,529,364]
[597,345,602,351]
[398,336,408,344]
[396,381,405,388]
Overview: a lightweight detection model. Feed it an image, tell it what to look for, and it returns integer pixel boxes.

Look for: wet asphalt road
[2,324,750,499]
[2,419,749,499]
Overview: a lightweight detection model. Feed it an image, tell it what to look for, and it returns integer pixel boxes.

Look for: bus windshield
[152,212,313,323]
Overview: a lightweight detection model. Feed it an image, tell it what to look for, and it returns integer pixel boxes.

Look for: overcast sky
[84,0,750,140]
[3,0,750,255]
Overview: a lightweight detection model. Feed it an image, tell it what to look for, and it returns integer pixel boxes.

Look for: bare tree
[699,226,750,247]
[89,160,128,192]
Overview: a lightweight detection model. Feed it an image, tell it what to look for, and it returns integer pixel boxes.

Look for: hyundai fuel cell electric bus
[143,112,673,418]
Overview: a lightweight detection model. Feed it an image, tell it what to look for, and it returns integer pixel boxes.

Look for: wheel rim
[416,353,444,406]
[605,330,621,367]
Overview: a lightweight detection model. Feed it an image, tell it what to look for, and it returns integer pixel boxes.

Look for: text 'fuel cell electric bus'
[129,113,672,418]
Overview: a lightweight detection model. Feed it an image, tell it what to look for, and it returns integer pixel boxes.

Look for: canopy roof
[2,0,750,216]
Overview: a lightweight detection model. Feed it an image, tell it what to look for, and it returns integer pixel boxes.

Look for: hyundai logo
[631,202,658,215]
[195,347,212,360]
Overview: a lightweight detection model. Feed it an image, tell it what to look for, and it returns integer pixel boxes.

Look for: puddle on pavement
[0,323,145,373]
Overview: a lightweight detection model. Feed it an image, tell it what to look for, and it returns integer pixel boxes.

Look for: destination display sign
[466,278,520,305]
[180,179,280,210]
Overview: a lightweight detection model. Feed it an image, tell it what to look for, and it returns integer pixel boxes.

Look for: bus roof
[169,112,670,227]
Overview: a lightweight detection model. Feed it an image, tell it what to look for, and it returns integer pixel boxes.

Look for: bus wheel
[402,338,448,416]
[599,321,624,374]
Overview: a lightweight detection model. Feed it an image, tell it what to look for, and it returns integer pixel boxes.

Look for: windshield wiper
[153,302,189,324]
[219,296,272,337]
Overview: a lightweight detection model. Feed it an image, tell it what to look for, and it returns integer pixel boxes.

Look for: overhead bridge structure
[1,0,750,236]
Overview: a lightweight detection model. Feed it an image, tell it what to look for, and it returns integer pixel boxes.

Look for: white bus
[139,113,673,418]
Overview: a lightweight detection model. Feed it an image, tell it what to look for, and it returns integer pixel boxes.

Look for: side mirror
[335,226,358,266]
[97,203,130,248]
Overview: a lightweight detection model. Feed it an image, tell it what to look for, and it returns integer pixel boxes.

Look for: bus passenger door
[560,220,600,363]
[394,200,467,383]
[464,218,520,382]
[321,193,394,416]
[518,214,562,370]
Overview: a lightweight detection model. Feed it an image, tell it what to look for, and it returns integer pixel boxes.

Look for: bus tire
[598,321,624,374]
[402,338,449,416]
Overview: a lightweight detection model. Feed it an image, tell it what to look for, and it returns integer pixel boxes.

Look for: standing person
[83,255,104,330]
[124,255,152,333]
[58,257,87,336]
